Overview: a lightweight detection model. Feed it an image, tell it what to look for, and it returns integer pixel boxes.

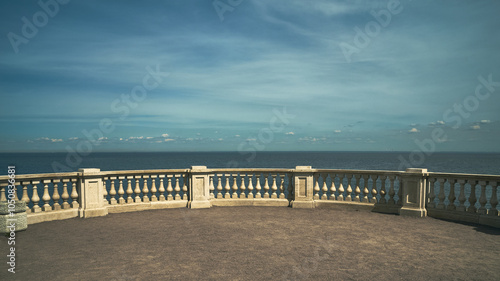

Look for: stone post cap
[191,166,207,170]
[78,168,101,175]
[405,168,428,173]
[295,166,312,170]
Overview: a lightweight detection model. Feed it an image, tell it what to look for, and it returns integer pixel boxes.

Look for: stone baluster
[142,175,150,203]
[477,181,488,215]
[378,176,387,204]
[174,176,181,200]
[329,174,336,200]
[263,174,270,199]
[313,174,320,200]
[447,179,456,211]
[134,176,142,203]
[60,179,70,208]
[436,178,446,209]
[370,175,378,203]
[209,175,215,199]
[182,175,188,200]
[166,176,174,201]
[489,181,498,216]
[338,175,345,201]
[102,177,108,205]
[41,180,52,212]
[158,175,166,201]
[216,174,223,199]
[232,174,239,199]
[21,181,31,211]
[279,175,286,199]
[346,175,354,201]
[108,177,117,204]
[427,178,436,208]
[388,176,396,205]
[255,174,262,199]
[271,175,278,199]
[126,176,134,203]
[321,174,328,200]
[224,174,231,199]
[52,179,61,210]
[456,179,466,212]
[247,174,254,199]
[31,181,41,212]
[150,175,158,202]
[240,174,247,199]
[362,175,369,203]
[0,182,6,201]
[353,175,361,202]
[70,179,79,208]
[467,180,477,213]
[117,176,125,204]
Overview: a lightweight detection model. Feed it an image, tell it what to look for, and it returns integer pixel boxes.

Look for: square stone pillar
[291,166,315,208]
[78,168,108,218]
[399,168,428,217]
[189,166,211,209]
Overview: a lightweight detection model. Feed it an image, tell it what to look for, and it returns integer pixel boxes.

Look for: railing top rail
[313,169,404,175]
[0,172,80,182]
[100,169,190,176]
[427,172,500,181]
[206,168,294,173]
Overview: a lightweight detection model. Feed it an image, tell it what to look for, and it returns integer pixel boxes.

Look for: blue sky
[1,0,499,152]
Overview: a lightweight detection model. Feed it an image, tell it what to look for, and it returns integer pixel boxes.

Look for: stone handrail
[0,166,498,228]
[426,172,499,227]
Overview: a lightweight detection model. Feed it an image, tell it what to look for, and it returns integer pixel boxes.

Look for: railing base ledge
[189,200,211,209]
[291,201,314,208]
[79,207,108,218]
[400,207,427,217]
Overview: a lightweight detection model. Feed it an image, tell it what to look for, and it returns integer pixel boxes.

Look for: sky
[0,0,499,153]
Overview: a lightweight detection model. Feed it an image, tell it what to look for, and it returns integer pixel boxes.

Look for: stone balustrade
[0,166,498,228]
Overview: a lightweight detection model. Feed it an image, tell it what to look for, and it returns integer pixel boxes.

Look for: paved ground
[1,206,500,281]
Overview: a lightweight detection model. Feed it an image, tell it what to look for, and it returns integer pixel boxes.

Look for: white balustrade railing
[426,172,499,224]
[311,170,402,206]
[0,167,498,228]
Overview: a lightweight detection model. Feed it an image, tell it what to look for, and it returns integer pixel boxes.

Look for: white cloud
[235,135,240,137]
[471,125,480,130]
[334,130,341,133]
[436,121,445,125]
[51,139,63,142]
[161,133,169,137]
[146,137,154,139]
[285,132,295,135]
[480,120,491,124]
[409,128,419,133]
[164,138,175,142]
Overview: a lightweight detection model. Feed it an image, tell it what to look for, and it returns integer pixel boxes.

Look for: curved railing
[0,166,498,228]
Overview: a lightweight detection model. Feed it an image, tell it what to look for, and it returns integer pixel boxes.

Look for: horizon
[1,1,500,154]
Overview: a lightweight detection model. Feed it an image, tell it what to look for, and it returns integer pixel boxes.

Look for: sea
[0,151,499,176]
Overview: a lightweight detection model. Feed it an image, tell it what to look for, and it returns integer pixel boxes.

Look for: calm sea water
[0,152,499,175]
